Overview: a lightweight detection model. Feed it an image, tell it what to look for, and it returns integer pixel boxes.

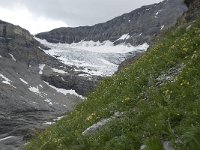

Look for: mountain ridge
[36,0,187,46]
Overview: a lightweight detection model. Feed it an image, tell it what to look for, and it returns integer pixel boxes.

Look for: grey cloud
[0,0,162,27]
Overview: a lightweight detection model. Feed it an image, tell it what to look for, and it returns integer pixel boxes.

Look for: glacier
[36,38,149,77]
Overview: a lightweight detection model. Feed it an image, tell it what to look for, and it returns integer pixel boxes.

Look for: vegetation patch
[25,17,200,150]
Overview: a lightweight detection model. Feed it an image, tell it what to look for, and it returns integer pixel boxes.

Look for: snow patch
[0,136,15,142]
[39,64,45,75]
[44,99,53,105]
[0,73,15,88]
[20,78,28,85]
[78,74,91,77]
[53,116,64,121]
[43,116,65,125]
[52,68,68,74]
[156,10,162,15]
[31,102,38,105]
[0,74,11,84]
[28,86,48,98]
[43,121,55,125]
[161,25,165,30]
[9,53,16,61]
[117,34,131,41]
[155,10,162,18]
[44,81,84,99]
[29,86,40,94]
[61,77,65,81]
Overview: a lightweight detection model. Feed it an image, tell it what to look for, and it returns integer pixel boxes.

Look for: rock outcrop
[41,74,101,96]
[0,20,33,41]
[184,0,200,21]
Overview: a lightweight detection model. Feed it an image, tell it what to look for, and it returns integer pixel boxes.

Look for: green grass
[26,18,200,150]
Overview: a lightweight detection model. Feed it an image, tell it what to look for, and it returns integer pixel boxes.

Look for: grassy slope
[26,18,200,150]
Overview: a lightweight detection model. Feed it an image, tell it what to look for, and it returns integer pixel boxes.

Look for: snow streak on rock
[161,25,165,30]
[9,53,16,61]
[39,64,45,75]
[0,136,16,142]
[117,34,131,41]
[19,78,28,85]
[28,86,40,94]
[0,73,16,88]
[44,99,53,105]
[44,81,84,99]
[52,68,68,74]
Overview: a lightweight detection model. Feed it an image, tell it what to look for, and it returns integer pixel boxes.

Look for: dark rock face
[184,0,200,21]
[41,74,101,96]
[0,20,33,41]
[0,20,58,67]
[36,0,187,46]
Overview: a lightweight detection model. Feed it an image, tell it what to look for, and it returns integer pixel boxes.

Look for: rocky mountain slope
[0,21,100,149]
[36,0,187,46]
[26,0,200,149]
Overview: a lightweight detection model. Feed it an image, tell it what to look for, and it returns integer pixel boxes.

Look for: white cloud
[0,4,68,34]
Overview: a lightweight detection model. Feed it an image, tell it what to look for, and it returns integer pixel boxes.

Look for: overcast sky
[0,0,162,34]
